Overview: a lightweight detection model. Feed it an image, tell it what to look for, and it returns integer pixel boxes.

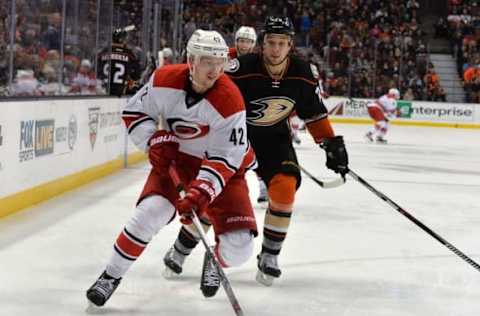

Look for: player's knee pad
[216,229,254,267]
[268,173,297,211]
[279,161,301,189]
[126,195,175,242]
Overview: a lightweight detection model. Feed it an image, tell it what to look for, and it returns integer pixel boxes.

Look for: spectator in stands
[403,88,415,100]
[42,13,62,51]
[38,64,66,96]
[12,69,41,97]
[464,64,480,102]
[435,17,449,38]
[69,59,97,95]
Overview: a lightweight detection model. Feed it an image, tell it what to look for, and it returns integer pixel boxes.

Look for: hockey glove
[175,180,214,225]
[148,130,179,175]
[320,136,349,176]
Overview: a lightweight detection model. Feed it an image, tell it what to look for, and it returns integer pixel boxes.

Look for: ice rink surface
[1,124,479,316]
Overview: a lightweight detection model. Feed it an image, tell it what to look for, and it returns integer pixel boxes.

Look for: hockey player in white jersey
[365,88,400,144]
[228,26,257,59]
[86,30,258,307]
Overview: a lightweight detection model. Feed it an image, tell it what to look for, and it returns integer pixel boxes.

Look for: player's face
[191,56,226,91]
[236,38,255,56]
[263,34,292,65]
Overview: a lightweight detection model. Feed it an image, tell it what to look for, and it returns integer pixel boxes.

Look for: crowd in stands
[182,0,450,101]
[0,0,151,97]
[446,0,480,103]
[3,0,478,103]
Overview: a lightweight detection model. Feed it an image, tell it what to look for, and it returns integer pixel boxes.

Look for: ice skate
[365,131,374,143]
[375,136,388,144]
[292,132,301,145]
[163,246,186,279]
[256,253,281,286]
[257,181,268,204]
[200,251,220,298]
[86,271,121,308]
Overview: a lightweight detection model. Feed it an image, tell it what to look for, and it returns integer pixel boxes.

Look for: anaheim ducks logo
[247,96,295,126]
[166,118,209,139]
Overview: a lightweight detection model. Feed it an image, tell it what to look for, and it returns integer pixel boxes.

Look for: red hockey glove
[148,130,179,175]
[175,180,215,225]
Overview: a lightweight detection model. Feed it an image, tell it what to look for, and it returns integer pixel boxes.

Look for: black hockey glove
[320,136,349,176]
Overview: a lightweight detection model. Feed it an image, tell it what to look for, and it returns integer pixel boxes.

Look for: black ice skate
[365,131,374,142]
[257,181,269,204]
[86,271,121,307]
[376,136,388,144]
[200,251,220,298]
[256,252,281,286]
[163,246,186,278]
[292,133,301,145]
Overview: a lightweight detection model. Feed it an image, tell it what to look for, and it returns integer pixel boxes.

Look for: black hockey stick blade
[298,164,346,188]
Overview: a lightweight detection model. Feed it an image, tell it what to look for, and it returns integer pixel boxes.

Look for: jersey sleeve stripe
[127,116,155,134]
[284,76,317,85]
[303,112,328,124]
[201,161,234,185]
[204,154,238,173]
[199,166,226,190]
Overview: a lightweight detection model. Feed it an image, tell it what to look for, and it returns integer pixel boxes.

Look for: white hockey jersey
[367,94,397,115]
[122,64,255,200]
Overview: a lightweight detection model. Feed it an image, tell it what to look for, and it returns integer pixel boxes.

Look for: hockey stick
[298,164,346,188]
[168,165,245,316]
[348,169,480,273]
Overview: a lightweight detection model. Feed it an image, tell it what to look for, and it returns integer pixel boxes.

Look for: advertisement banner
[397,101,412,119]
[0,97,135,199]
[326,97,478,125]
[410,102,475,122]
[342,98,369,117]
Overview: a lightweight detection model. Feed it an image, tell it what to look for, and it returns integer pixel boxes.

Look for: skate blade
[85,301,102,314]
[364,135,373,143]
[162,266,179,279]
[256,270,274,287]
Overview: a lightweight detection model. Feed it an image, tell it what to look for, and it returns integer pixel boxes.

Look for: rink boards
[0,96,478,218]
[324,97,480,129]
[0,97,144,218]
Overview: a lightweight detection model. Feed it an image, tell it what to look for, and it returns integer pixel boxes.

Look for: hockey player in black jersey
[97,27,141,96]
[162,16,349,290]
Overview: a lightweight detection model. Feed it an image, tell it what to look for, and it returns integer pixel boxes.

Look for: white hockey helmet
[235,26,257,42]
[388,88,400,99]
[186,30,229,59]
[162,47,173,58]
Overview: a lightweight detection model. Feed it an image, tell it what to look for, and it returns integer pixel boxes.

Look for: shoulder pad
[287,57,317,82]
[225,53,259,75]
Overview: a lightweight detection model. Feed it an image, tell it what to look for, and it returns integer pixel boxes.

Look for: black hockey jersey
[97,44,140,96]
[226,53,328,143]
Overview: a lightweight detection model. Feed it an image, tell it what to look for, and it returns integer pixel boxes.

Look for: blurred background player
[97,26,141,96]
[365,88,400,144]
[228,26,257,59]
[86,29,257,306]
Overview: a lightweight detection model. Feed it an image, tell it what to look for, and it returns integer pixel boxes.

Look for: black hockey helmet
[264,16,295,37]
[112,28,127,43]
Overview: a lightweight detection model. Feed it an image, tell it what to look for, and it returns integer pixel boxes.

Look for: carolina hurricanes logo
[166,118,209,139]
[248,96,295,126]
